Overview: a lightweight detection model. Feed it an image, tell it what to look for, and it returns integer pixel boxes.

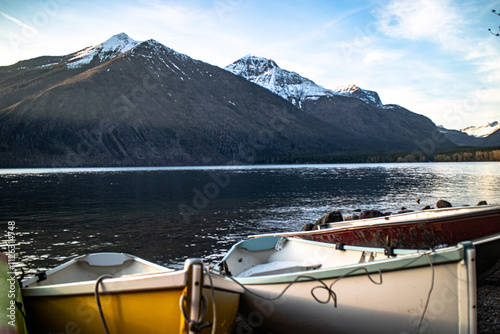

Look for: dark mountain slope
[0,33,465,168]
[226,55,455,153]
[0,37,344,167]
[301,96,453,152]
[481,129,500,147]
[439,127,484,146]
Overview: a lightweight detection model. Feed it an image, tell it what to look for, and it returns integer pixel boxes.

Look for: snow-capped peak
[67,33,141,68]
[226,55,384,108]
[333,84,362,95]
[99,33,140,55]
[333,84,382,106]
[225,55,335,108]
[232,54,278,71]
[460,121,500,138]
[225,55,279,88]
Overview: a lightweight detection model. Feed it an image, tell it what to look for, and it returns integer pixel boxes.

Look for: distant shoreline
[1,146,499,169]
[1,160,500,173]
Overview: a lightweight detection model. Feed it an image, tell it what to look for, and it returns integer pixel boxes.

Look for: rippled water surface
[1,162,499,273]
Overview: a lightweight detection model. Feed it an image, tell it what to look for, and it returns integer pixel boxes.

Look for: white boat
[218,236,477,334]
[22,253,243,334]
[252,204,500,281]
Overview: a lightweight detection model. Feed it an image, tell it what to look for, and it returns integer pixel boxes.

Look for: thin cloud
[0,0,497,128]
[0,11,38,34]
[375,0,463,43]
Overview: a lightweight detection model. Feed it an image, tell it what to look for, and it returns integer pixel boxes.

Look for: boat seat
[238,261,322,277]
[77,253,134,266]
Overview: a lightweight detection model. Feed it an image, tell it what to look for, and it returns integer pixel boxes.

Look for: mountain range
[0,33,497,167]
[225,55,383,108]
[224,54,499,149]
[438,122,500,147]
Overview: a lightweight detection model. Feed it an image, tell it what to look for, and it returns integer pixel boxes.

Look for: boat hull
[253,205,500,249]
[238,260,474,334]
[221,237,477,334]
[21,254,242,334]
[252,205,500,279]
[23,283,239,333]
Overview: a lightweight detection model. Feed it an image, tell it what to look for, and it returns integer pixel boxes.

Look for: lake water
[1,162,499,274]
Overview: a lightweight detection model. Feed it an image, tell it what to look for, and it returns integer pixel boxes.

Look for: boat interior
[23,252,171,288]
[222,237,421,278]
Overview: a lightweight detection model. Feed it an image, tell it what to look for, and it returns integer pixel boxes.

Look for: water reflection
[1,162,499,273]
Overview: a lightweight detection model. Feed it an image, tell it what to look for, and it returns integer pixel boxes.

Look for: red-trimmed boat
[251,204,500,280]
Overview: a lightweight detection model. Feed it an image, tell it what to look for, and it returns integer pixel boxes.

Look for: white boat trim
[220,237,467,285]
[219,236,477,334]
[22,253,243,297]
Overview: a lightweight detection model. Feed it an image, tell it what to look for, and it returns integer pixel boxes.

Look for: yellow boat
[21,253,243,333]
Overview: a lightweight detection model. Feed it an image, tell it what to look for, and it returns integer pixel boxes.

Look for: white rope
[415,252,435,333]
[223,249,437,314]
[206,269,217,334]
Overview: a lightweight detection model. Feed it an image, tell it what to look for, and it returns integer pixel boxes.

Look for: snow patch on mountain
[226,55,384,108]
[225,55,337,107]
[67,33,141,68]
[332,84,383,106]
[437,125,450,134]
[460,121,500,138]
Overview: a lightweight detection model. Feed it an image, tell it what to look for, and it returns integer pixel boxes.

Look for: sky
[1,0,499,129]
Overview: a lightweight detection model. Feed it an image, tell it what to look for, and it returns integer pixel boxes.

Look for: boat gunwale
[223,237,470,285]
[23,270,243,297]
[234,236,422,255]
[22,254,244,297]
[21,252,170,287]
[249,204,500,239]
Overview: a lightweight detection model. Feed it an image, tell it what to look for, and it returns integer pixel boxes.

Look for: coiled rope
[223,249,436,334]
[94,267,219,334]
[179,294,212,332]
[225,265,383,307]
[179,266,218,333]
